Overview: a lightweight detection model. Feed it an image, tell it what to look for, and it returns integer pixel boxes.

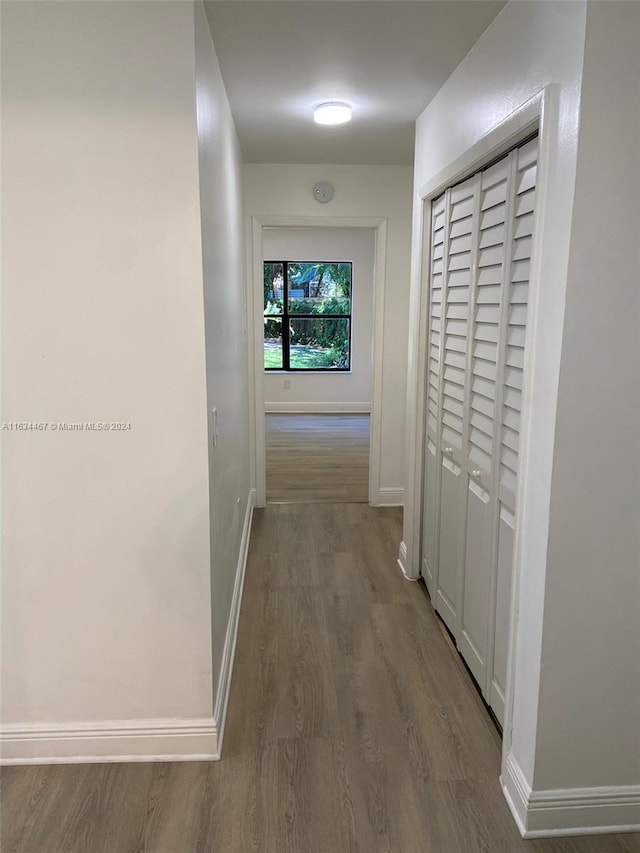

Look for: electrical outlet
[284,379,291,390]
[212,407,218,447]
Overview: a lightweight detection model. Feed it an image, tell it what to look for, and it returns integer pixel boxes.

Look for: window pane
[264,318,283,369]
[264,262,284,314]
[287,262,351,316]
[289,318,350,369]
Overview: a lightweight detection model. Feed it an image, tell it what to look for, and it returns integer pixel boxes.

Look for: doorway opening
[251,220,387,506]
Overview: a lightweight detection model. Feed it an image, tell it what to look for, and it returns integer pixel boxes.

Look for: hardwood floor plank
[321,552,379,664]
[278,738,359,853]
[277,585,340,738]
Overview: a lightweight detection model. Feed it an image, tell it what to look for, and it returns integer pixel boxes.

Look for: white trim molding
[265,402,370,414]
[502,752,640,838]
[0,718,218,765]
[374,486,404,507]
[397,539,414,580]
[212,487,255,757]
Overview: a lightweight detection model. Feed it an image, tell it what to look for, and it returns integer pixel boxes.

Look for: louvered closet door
[489,137,538,723]
[458,155,511,687]
[421,194,446,594]
[435,174,478,637]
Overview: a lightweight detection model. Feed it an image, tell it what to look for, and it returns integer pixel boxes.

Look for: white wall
[244,164,412,497]
[194,1,252,735]
[263,227,375,411]
[405,0,640,835]
[1,0,251,761]
[535,0,640,794]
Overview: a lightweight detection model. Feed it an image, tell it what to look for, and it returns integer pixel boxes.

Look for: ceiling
[204,0,506,166]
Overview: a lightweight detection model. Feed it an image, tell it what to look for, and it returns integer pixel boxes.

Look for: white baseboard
[212,487,255,758]
[397,540,417,581]
[0,718,218,764]
[502,751,640,838]
[1,488,257,767]
[265,401,370,413]
[373,486,404,506]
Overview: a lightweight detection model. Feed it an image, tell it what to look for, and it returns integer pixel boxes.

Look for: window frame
[264,260,353,372]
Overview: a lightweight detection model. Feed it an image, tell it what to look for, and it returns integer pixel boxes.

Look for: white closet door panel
[469,444,492,474]
[460,153,511,699]
[473,339,497,361]
[449,250,473,272]
[426,194,446,440]
[502,405,520,431]
[471,375,496,401]
[499,139,537,511]
[472,357,497,381]
[460,476,493,685]
[506,346,524,370]
[470,392,494,420]
[421,193,446,591]
[502,386,522,409]
[476,284,501,304]
[436,453,465,634]
[510,283,528,304]
[421,437,439,592]
[503,365,523,390]
[469,427,492,457]
[476,304,501,324]
[450,197,474,221]
[449,216,473,239]
[475,323,499,344]
[450,233,473,255]
[435,174,478,636]
[444,347,466,368]
[446,319,467,338]
[478,244,504,268]
[480,203,508,231]
[490,504,516,726]
[514,211,535,239]
[480,222,506,249]
[442,396,464,420]
[517,137,538,168]
[513,235,533,260]
[515,187,536,217]
[506,325,526,348]
[447,304,467,320]
[501,425,520,453]
[447,274,470,293]
[490,137,537,718]
[477,266,503,286]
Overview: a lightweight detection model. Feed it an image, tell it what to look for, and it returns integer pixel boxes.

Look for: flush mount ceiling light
[313,102,352,126]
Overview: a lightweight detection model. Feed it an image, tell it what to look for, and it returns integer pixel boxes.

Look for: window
[264,261,352,371]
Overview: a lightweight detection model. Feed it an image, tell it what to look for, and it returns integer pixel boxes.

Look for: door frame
[248,215,388,507]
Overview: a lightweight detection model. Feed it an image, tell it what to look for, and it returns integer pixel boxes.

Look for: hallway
[2,503,637,852]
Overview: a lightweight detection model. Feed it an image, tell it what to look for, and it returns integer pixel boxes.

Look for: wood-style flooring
[2,503,638,853]
[266,413,369,503]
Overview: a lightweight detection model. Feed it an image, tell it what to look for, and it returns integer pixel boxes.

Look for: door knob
[472,469,482,478]
[445,447,453,455]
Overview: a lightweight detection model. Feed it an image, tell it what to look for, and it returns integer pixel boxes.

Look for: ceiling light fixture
[313,102,352,126]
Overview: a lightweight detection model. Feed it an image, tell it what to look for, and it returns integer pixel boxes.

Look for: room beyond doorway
[266,413,370,503]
